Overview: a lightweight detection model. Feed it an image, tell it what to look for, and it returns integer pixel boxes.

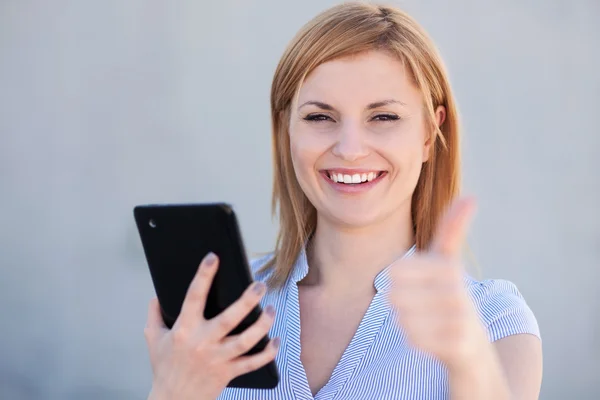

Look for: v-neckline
[284,283,392,400]
[281,244,416,400]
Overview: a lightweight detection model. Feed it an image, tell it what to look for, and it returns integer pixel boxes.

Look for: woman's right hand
[144,252,280,400]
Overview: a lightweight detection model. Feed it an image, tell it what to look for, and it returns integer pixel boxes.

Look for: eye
[371,113,400,122]
[303,113,336,122]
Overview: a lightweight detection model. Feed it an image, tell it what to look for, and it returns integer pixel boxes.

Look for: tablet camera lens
[149,219,156,228]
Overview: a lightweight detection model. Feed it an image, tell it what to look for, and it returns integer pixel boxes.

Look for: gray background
[1,0,598,399]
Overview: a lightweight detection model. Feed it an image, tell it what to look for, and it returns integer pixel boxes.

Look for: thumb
[430,196,477,258]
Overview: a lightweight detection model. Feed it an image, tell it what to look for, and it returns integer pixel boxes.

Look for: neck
[301,205,414,293]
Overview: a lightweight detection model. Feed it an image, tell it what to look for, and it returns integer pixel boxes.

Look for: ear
[422,105,446,162]
[435,105,446,127]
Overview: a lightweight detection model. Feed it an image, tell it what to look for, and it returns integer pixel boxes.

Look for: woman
[144,3,543,399]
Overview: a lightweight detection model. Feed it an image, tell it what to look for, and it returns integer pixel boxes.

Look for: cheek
[289,139,306,179]
[289,136,325,208]
[289,127,331,172]
[404,149,427,190]
[382,134,427,181]
[289,131,323,189]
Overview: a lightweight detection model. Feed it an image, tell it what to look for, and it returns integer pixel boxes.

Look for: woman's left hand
[388,197,490,370]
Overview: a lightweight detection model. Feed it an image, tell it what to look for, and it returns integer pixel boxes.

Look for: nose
[331,123,369,162]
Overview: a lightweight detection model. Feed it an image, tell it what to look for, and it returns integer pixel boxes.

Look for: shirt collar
[374,244,417,292]
[288,245,310,285]
[287,243,417,292]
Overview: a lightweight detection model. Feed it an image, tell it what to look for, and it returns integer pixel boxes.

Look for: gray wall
[1,0,598,399]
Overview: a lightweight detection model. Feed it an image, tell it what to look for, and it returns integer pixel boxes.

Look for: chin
[321,204,387,229]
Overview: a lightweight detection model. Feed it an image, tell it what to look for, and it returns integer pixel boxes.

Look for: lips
[318,168,388,193]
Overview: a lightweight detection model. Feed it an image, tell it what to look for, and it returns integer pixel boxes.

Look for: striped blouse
[218,245,540,399]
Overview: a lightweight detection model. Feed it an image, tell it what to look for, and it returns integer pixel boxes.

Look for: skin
[288,50,543,399]
[145,255,279,400]
[145,49,542,400]
[290,50,435,292]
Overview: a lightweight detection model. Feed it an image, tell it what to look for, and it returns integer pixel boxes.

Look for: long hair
[262,2,461,288]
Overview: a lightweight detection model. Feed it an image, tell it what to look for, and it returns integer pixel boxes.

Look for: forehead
[296,50,421,107]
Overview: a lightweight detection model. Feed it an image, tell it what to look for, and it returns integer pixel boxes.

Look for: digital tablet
[134,203,279,389]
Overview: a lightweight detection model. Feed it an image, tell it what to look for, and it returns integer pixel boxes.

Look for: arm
[388,199,542,399]
[448,333,543,400]
[493,334,543,399]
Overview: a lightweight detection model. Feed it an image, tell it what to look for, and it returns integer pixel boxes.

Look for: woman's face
[289,50,444,229]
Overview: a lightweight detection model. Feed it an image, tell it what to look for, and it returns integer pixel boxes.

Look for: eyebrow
[297,99,406,111]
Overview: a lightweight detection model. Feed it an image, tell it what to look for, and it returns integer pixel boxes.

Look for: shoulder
[464,275,541,342]
[248,252,275,283]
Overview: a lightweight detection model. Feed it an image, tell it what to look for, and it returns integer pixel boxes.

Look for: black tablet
[133,203,279,389]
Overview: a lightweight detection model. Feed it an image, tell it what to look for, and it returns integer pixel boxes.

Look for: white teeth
[327,171,382,184]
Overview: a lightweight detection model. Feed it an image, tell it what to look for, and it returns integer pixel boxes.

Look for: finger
[390,284,463,313]
[430,197,477,258]
[177,252,219,329]
[401,316,443,349]
[392,257,463,287]
[207,281,267,339]
[219,305,276,360]
[144,297,167,341]
[230,337,280,378]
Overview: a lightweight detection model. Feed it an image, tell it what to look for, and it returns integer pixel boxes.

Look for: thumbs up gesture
[388,197,488,369]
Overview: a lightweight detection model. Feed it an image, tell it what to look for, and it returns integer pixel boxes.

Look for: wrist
[446,327,491,373]
[148,383,217,400]
[148,385,170,400]
[446,339,511,400]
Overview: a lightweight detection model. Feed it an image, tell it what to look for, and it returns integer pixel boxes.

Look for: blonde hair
[262,2,461,288]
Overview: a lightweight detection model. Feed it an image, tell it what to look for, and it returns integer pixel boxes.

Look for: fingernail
[265,305,276,317]
[252,282,266,294]
[204,252,217,267]
[273,337,281,349]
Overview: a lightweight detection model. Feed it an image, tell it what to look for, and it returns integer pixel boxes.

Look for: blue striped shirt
[218,245,540,399]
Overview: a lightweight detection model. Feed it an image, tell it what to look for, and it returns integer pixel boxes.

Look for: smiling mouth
[324,170,386,184]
